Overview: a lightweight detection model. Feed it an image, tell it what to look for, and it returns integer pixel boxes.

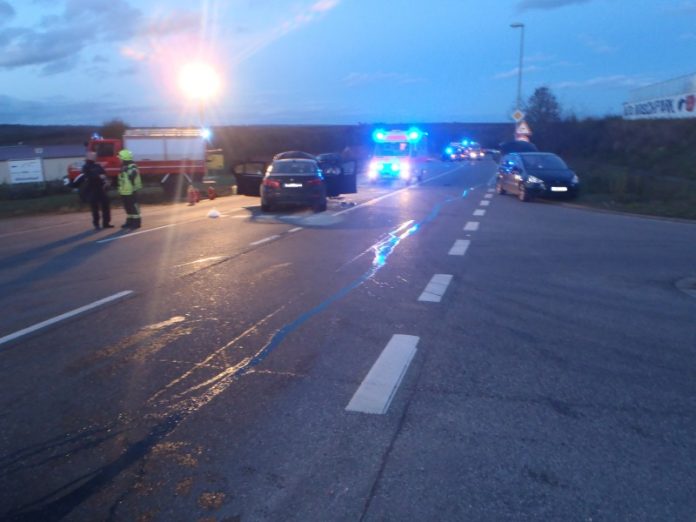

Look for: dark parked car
[496,152,580,201]
[260,158,327,212]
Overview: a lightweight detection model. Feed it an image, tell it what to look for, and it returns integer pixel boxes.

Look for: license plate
[551,186,568,192]
[284,183,302,188]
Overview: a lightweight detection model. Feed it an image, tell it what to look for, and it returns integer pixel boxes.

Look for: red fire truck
[66,128,209,197]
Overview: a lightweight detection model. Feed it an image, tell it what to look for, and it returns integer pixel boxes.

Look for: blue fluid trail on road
[225,189,472,376]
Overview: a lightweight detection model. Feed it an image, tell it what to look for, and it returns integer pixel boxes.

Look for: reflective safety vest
[118,162,142,195]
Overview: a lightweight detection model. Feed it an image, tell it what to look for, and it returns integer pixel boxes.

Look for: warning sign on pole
[516,121,532,135]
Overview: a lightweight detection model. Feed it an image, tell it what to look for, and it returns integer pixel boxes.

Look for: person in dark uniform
[73,151,113,230]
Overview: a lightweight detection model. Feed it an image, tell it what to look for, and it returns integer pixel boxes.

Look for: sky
[0,0,694,126]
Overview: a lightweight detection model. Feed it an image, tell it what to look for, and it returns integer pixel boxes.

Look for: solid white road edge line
[0,290,134,347]
[250,235,280,246]
[473,209,486,216]
[418,274,453,302]
[449,239,471,256]
[346,334,420,414]
[480,200,491,207]
[288,227,303,233]
[96,224,176,244]
[464,221,480,231]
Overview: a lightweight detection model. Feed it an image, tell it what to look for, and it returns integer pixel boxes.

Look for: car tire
[313,200,327,213]
[496,180,506,195]
[518,183,532,202]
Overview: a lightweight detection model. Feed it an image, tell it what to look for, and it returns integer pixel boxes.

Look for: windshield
[374,142,410,157]
[268,160,318,175]
[521,154,568,170]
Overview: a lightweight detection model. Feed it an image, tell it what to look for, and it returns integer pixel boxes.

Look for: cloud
[552,75,652,89]
[517,0,592,11]
[0,1,15,22]
[579,34,618,54]
[493,65,543,80]
[663,1,696,14]
[0,0,143,72]
[312,0,340,13]
[343,72,426,87]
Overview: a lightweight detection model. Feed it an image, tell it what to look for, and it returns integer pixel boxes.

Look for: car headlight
[571,174,580,184]
[527,175,543,184]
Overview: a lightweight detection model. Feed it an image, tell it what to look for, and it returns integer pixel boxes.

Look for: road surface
[1,159,695,521]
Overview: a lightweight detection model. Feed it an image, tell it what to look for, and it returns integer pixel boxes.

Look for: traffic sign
[511,110,525,122]
[516,121,532,135]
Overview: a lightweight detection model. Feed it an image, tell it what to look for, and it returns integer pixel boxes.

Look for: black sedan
[260,158,327,212]
[496,152,580,202]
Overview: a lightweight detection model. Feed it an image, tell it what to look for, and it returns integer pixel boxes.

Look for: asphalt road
[1,159,695,521]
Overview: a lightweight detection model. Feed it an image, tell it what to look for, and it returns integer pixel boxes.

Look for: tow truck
[367,128,429,184]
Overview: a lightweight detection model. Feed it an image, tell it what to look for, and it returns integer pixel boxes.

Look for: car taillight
[306,178,323,186]
[263,179,281,189]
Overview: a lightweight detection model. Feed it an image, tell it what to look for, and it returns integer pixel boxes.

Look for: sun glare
[178,62,221,101]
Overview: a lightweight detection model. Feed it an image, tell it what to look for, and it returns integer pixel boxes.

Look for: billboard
[623,92,696,120]
[9,158,44,184]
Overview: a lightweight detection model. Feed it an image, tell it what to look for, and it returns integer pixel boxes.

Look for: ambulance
[367,128,429,184]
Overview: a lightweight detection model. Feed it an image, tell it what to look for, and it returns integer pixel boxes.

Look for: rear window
[268,160,318,175]
[521,154,567,170]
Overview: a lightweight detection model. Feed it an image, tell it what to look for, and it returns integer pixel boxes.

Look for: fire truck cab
[367,128,429,184]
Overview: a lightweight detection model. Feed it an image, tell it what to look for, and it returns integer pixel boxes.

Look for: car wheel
[518,183,532,202]
[313,200,327,213]
[496,180,506,195]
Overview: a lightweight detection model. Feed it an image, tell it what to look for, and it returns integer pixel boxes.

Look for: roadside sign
[516,121,532,135]
[9,158,44,184]
[511,110,525,122]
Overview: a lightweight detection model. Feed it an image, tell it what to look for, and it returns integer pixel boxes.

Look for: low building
[0,144,86,185]
[623,72,696,120]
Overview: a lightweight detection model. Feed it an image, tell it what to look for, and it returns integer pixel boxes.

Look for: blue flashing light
[445,146,453,154]
[200,128,212,140]
[390,162,400,172]
[406,127,423,143]
[462,139,469,145]
[91,132,103,140]
[372,129,387,142]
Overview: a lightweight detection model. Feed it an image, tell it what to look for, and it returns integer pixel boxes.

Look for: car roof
[273,150,316,160]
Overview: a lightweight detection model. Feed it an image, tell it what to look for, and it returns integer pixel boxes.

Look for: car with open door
[259,158,327,212]
[234,151,357,202]
[315,152,358,197]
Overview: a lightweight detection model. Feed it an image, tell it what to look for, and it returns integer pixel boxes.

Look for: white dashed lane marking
[250,235,280,246]
[484,194,493,199]
[480,200,491,207]
[464,221,479,231]
[448,239,471,256]
[473,209,486,216]
[346,334,420,414]
[418,274,453,303]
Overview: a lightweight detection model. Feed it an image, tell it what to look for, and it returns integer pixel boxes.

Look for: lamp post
[510,22,525,111]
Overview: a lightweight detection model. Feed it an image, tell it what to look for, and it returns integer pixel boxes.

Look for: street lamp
[510,22,525,111]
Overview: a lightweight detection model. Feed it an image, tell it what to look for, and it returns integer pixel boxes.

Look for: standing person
[117,149,142,229]
[73,151,113,230]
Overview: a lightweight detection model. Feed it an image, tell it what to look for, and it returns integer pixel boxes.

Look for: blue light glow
[372,129,387,142]
[200,128,212,140]
[445,147,453,154]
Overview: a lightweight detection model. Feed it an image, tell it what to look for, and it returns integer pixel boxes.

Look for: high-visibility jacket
[118,162,142,196]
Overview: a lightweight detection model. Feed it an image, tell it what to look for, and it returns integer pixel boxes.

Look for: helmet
[118,149,133,161]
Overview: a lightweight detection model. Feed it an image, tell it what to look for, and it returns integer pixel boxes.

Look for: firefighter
[117,149,143,229]
[73,151,113,230]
